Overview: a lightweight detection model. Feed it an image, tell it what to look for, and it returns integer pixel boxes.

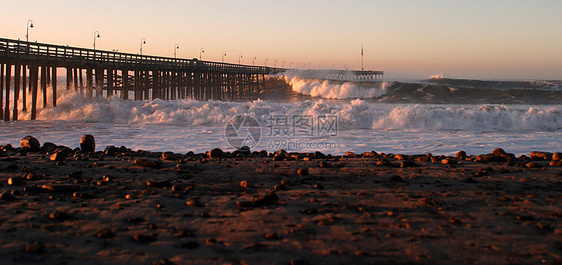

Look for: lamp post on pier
[93,31,100,50]
[252,56,256,66]
[140,38,146,55]
[200,48,204,60]
[26,19,34,43]
[264,58,268,67]
[238,54,243,65]
[222,52,227,63]
[283,61,286,68]
[174,43,179,58]
[274,59,277,68]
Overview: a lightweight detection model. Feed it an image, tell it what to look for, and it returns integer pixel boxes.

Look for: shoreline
[1,135,561,264]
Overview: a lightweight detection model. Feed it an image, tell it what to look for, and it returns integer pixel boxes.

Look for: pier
[0,37,383,121]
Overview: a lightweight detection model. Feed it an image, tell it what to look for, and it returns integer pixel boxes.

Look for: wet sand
[1,142,562,265]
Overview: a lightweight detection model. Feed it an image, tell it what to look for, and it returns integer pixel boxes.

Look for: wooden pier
[1,37,384,122]
[0,38,270,121]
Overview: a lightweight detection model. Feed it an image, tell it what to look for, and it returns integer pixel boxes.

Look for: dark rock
[147,180,172,188]
[253,192,279,207]
[553,152,562,161]
[492,148,507,157]
[67,171,83,179]
[49,152,66,162]
[20,135,40,152]
[104,146,117,156]
[8,176,25,186]
[376,159,393,167]
[80,134,96,153]
[97,228,116,238]
[186,199,204,207]
[0,191,17,201]
[297,168,309,176]
[319,161,332,168]
[550,160,562,167]
[400,161,418,168]
[441,159,458,165]
[133,233,157,243]
[314,151,327,159]
[42,184,80,192]
[456,151,467,160]
[40,142,58,154]
[162,152,176,160]
[134,158,163,168]
[207,148,224,159]
[274,184,288,191]
[237,146,251,155]
[49,210,72,220]
[530,151,552,161]
[526,162,545,168]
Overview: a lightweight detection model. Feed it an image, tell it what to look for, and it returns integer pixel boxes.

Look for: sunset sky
[2,0,561,80]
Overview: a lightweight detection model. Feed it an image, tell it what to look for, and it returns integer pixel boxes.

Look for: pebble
[526,162,544,168]
[400,161,417,168]
[0,191,17,201]
[319,161,333,168]
[49,210,71,220]
[147,180,172,188]
[186,199,204,207]
[8,176,25,186]
[162,152,176,160]
[240,180,252,188]
[97,228,116,239]
[49,152,66,162]
[134,158,163,168]
[20,135,40,152]
[133,233,157,243]
[80,134,96,153]
[208,148,224,159]
[252,192,279,207]
[25,173,40,180]
[297,168,309,176]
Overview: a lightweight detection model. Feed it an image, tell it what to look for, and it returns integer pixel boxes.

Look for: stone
[134,158,163,168]
[550,160,562,167]
[492,148,507,157]
[456,151,467,160]
[97,228,116,238]
[240,180,252,188]
[553,152,562,161]
[186,199,204,207]
[441,159,458,165]
[162,152,176,160]
[49,152,66,161]
[253,192,279,207]
[20,135,40,152]
[0,191,17,201]
[133,233,157,243]
[297,168,309,176]
[319,161,333,168]
[80,134,96,153]
[208,148,224,159]
[394,154,407,160]
[104,146,117,156]
[400,161,417,168]
[147,180,172,188]
[530,151,552,161]
[526,162,544,168]
[8,176,25,186]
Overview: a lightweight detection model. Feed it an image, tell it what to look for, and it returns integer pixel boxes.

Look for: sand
[1,143,562,265]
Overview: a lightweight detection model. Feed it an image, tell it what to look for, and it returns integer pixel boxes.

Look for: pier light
[283,61,286,68]
[93,31,100,50]
[140,38,146,55]
[239,54,243,65]
[26,19,34,43]
[274,59,277,68]
[252,56,256,66]
[222,52,226,63]
[265,58,268,67]
[200,48,204,60]
[174,43,180,58]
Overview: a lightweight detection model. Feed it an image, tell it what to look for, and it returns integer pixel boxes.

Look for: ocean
[1,71,561,157]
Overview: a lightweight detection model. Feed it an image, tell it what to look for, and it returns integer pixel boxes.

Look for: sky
[2,0,561,80]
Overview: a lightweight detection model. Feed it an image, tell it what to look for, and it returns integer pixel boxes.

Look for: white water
[1,89,561,156]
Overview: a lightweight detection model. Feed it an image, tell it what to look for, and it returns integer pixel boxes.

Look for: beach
[1,137,561,264]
